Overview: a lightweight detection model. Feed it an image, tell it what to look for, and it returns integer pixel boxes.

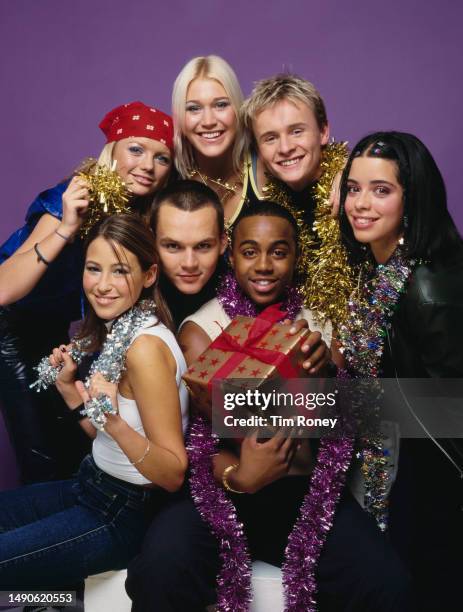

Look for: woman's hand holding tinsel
[49,344,77,384]
[77,373,119,431]
[61,176,90,237]
[30,341,88,391]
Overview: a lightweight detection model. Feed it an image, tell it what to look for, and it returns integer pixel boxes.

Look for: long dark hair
[339,131,463,264]
[76,214,173,351]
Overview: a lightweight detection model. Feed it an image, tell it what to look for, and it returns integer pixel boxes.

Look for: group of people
[0,55,461,612]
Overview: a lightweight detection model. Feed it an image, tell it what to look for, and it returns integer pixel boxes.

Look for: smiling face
[345,156,405,263]
[229,215,297,307]
[112,136,172,197]
[183,78,237,164]
[83,236,156,320]
[155,203,226,295]
[253,98,329,191]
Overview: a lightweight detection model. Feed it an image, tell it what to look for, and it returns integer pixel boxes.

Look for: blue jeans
[0,455,167,589]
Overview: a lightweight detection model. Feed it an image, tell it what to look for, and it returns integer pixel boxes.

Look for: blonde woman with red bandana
[0,101,174,484]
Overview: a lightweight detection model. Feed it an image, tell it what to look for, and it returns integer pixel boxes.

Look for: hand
[329,170,342,218]
[49,344,77,386]
[232,430,299,493]
[60,176,90,236]
[87,373,119,413]
[282,319,331,374]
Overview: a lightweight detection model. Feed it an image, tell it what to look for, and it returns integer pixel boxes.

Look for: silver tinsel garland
[30,300,156,430]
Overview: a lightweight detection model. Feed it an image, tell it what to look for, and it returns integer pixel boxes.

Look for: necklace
[216,271,303,321]
[338,244,417,529]
[189,277,353,611]
[190,167,242,205]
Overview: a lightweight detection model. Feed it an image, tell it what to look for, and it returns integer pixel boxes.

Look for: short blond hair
[242,74,328,138]
[97,142,116,169]
[73,142,116,176]
[172,55,247,177]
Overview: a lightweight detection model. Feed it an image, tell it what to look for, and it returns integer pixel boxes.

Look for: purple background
[1,0,462,489]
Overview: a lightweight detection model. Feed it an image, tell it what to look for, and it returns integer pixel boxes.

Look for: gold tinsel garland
[77,160,130,236]
[261,141,355,327]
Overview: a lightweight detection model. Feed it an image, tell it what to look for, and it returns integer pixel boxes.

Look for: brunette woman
[339,131,463,611]
[0,214,187,589]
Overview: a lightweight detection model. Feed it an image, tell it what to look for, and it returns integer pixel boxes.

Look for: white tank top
[93,316,189,486]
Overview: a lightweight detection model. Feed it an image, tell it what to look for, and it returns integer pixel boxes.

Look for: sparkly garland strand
[30,338,92,391]
[262,141,354,327]
[77,160,130,237]
[282,436,354,611]
[31,300,156,430]
[338,245,417,529]
[188,414,253,612]
[216,272,303,321]
[188,281,354,610]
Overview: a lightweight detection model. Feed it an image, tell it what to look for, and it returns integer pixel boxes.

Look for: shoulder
[25,181,69,223]
[126,331,176,372]
[129,317,179,359]
[180,298,229,335]
[405,260,463,308]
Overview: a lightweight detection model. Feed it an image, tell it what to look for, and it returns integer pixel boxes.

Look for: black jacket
[386,260,463,378]
[383,259,463,609]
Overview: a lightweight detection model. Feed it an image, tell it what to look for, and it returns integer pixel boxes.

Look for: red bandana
[99,101,173,152]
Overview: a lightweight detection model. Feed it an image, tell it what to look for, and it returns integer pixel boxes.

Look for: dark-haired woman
[0,101,174,483]
[339,131,463,611]
[0,214,188,589]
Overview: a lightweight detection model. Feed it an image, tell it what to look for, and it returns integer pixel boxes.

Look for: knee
[361,560,414,612]
[125,499,218,601]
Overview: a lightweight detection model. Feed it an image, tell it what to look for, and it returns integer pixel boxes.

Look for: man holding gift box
[126,202,412,611]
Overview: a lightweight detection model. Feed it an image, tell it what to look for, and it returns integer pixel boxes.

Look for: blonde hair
[74,142,116,176]
[172,55,247,177]
[97,142,116,169]
[241,74,328,140]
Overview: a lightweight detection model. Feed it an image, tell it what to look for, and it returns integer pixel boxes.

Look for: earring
[403,214,409,229]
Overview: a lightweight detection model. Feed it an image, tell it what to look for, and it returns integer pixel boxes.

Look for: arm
[88,335,188,492]
[0,177,89,306]
[50,345,97,439]
[212,432,298,494]
[403,266,463,377]
[412,302,463,377]
[178,320,211,365]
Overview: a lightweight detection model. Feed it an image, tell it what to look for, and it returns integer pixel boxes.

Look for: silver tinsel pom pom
[30,300,156,431]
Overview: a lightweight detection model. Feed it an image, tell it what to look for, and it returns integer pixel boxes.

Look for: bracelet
[222,463,245,494]
[55,228,71,241]
[67,403,87,423]
[130,441,151,466]
[34,243,50,266]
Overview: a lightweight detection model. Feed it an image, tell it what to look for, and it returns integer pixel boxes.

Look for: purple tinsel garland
[217,272,303,322]
[188,413,353,611]
[282,435,354,611]
[188,275,354,610]
[188,413,252,612]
